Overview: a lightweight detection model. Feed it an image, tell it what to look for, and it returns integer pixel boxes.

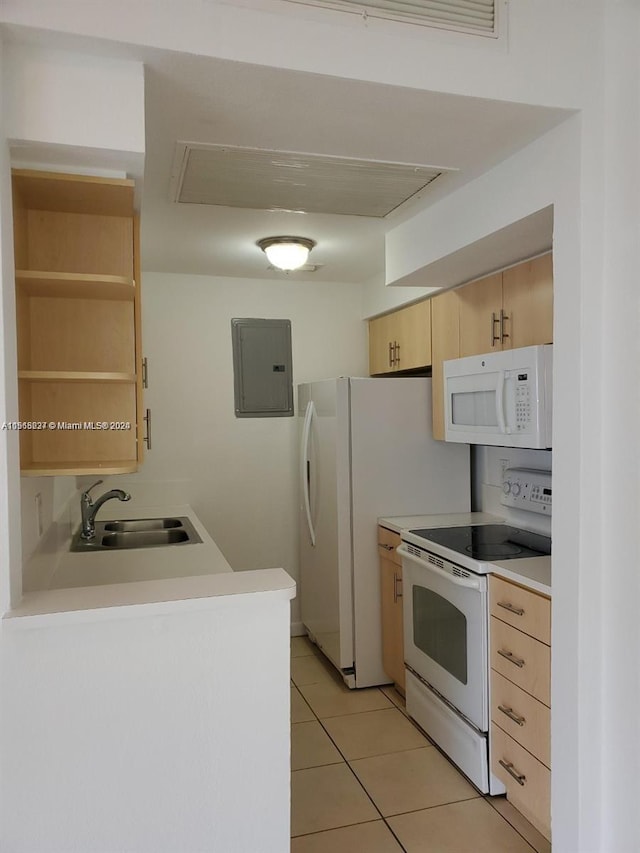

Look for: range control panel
[501,467,552,515]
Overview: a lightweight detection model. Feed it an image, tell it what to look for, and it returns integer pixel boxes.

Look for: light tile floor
[290,636,551,853]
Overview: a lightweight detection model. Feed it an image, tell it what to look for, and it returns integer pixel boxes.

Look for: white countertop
[378,511,551,596]
[49,503,231,590]
[489,557,551,597]
[378,512,502,534]
[7,502,296,626]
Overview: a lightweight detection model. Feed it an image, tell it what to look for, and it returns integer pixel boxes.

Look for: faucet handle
[83,479,104,499]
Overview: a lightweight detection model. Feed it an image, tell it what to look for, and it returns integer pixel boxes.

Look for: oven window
[412,586,468,684]
[451,390,497,427]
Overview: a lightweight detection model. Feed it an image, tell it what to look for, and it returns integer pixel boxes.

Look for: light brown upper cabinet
[457,254,553,358]
[457,272,503,357]
[502,254,553,350]
[368,299,431,375]
[12,169,144,476]
[430,289,461,441]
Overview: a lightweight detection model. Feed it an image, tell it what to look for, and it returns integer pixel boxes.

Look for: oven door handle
[397,545,483,590]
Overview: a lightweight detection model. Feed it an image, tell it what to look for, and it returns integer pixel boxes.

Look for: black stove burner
[466,541,524,558]
[409,524,551,562]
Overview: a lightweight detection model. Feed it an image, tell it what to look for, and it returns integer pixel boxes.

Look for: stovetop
[402,523,551,574]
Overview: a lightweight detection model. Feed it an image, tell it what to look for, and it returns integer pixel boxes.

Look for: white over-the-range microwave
[443,344,552,448]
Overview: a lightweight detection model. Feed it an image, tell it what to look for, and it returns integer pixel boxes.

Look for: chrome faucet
[80,480,131,540]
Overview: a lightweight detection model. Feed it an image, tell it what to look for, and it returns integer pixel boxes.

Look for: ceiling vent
[281,0,497,36]
[171,143,451,218]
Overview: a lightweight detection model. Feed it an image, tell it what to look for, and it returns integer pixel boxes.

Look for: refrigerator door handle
[301,400,316,546]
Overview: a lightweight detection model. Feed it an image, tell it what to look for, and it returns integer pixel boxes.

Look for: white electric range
[397,468,552,794]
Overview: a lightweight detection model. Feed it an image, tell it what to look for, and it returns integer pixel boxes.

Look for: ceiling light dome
[257,236,316,271]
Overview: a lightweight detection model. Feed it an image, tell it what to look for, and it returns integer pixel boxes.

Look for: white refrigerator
[298,377,471,688]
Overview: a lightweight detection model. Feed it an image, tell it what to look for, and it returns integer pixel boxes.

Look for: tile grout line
[292,672,410,852]
[293,646,541,851]
[483,797,541,853]
[314,702,410,853]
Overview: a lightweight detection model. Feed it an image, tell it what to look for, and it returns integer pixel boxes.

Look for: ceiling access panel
[171,143,449,217]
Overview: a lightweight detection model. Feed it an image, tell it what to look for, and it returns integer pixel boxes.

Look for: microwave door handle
[496,370,508,434]
[301,400,316,547]
[397,545,483,591]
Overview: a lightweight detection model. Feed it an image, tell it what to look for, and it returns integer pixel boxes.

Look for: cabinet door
[502,254,553,349]
[391,299,431,372]
[368,314,394,375]
[380,555,405,692]
[457,273,503,357]
[431,289,460,440]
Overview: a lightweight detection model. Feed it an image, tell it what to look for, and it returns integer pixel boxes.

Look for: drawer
[490,575,551,645]
[491,618,551,706]
[378,526,402,566]
[491,723,551,841]
[491,669,550,768]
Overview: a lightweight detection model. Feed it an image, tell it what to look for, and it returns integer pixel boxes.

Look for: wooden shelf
[18,371,136,384]
[21,460,139,477]
[12,168,142,475]
[16,270,135,301]
[12,170,134,217]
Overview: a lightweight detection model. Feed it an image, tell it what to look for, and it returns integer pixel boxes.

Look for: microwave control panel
[501,468,552,515]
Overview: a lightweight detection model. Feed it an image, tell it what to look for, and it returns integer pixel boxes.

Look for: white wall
[20,475,76,564]
[1,587,291,852]
[0,0,600,109]
[4,43,144,174]
[118,272,367,624]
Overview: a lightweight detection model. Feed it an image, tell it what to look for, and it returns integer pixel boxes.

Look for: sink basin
[103,518,184,532]
[101,529,190,548]
[70,516,203,552]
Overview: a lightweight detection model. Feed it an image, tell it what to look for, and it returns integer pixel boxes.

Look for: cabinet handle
[142,356,149,389]
[393,572,402,603]
[491,312,501,346]
[497,601,525,616]
[498,704,526,726]
[499,759,526,786]
[143,408,152,450]
[500,309,510,342]
[497,649,525,668]
[380,543,395,551]
[394,341,400,366]
[393,572,403,603]
[388,342,394,367]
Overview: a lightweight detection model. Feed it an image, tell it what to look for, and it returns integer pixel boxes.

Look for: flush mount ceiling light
[257,236,316,271]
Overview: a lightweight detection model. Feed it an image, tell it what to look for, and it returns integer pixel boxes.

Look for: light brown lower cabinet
[489,575,551,841]
[378,526,405,693]
[491,723,551,837]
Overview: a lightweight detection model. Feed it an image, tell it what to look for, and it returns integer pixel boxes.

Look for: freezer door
[299,379,354,675]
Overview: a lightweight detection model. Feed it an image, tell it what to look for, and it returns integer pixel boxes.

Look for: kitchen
[0,3,639,853]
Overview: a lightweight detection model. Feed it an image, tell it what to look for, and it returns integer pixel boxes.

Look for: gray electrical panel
[231,318,294,417]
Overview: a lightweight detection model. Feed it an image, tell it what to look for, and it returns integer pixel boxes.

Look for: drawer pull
[393,572,403,604]
[497,649,525,668]
[497,601,525,616]
[498,704,526,726]
[380,543,395,551]
[499,759,526,786]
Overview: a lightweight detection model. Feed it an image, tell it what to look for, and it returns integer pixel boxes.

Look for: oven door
[399,544,488,731]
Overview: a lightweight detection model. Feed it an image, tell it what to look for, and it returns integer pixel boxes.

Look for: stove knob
[511,482,522,497]
[503,481,511,495]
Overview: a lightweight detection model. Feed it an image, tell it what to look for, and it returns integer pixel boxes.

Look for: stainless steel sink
[101,529,191,548]
[70,516,202,552]
[103,518,184,532]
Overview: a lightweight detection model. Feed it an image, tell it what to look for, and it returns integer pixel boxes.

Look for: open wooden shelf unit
[12,169,142,476]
